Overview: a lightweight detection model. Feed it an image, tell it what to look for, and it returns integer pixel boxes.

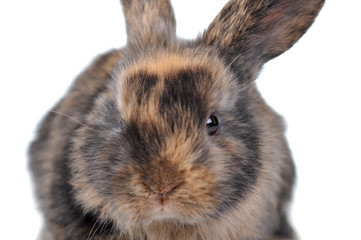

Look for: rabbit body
[29,0,324,240]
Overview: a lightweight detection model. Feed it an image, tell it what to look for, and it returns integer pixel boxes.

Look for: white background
[1,0,360,239]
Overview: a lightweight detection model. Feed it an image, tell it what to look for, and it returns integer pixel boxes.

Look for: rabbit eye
[206,115,219,136]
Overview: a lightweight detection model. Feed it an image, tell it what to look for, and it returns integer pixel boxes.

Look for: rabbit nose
[142,160,184,195]
[150,182,182,197]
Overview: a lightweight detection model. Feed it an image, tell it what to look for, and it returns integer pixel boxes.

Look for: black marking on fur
[52,131,115,239]
[127,71,159,104]
[125,121,163,166]
[215,96,262,216]
[160,68,208,131]
[43,76,117,237]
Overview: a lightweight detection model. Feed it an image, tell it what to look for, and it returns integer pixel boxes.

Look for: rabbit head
[30,0,324,239]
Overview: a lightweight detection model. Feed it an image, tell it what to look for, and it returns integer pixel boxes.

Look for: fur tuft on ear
[121,0,176,49]
[197,0,324,84]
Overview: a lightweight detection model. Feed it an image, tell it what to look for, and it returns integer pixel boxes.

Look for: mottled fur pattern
[29,0,324,239]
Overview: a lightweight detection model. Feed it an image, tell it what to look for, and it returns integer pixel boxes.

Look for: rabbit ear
[121,0,176,48]
[198,0,324,82]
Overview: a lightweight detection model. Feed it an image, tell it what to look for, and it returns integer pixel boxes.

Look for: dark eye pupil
[206,115,219,136]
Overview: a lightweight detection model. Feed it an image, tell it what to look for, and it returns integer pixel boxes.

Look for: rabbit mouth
[131,184,217,224]
[142,184,183,221]
[147,200,178,221]
[138,201,208,225]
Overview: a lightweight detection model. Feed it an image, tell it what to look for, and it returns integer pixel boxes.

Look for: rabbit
[29,0,324,239]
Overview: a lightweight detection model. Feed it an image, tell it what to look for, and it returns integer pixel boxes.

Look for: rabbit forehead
[117,52,240,121]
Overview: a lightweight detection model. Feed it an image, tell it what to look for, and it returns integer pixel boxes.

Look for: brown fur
[29,0,324,239]
[121,0,176,48]
[199,0,325,85]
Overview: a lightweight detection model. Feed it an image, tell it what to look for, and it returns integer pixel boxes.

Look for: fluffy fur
[29,0,324,239]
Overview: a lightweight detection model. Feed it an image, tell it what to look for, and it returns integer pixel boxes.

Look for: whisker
[262,132,284,142]
[97,220,108,236]
[87,218,100,240]
[105,222,116,240]
[104,225,111,240]
[51,110,92,130]
[87,218,104,240]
